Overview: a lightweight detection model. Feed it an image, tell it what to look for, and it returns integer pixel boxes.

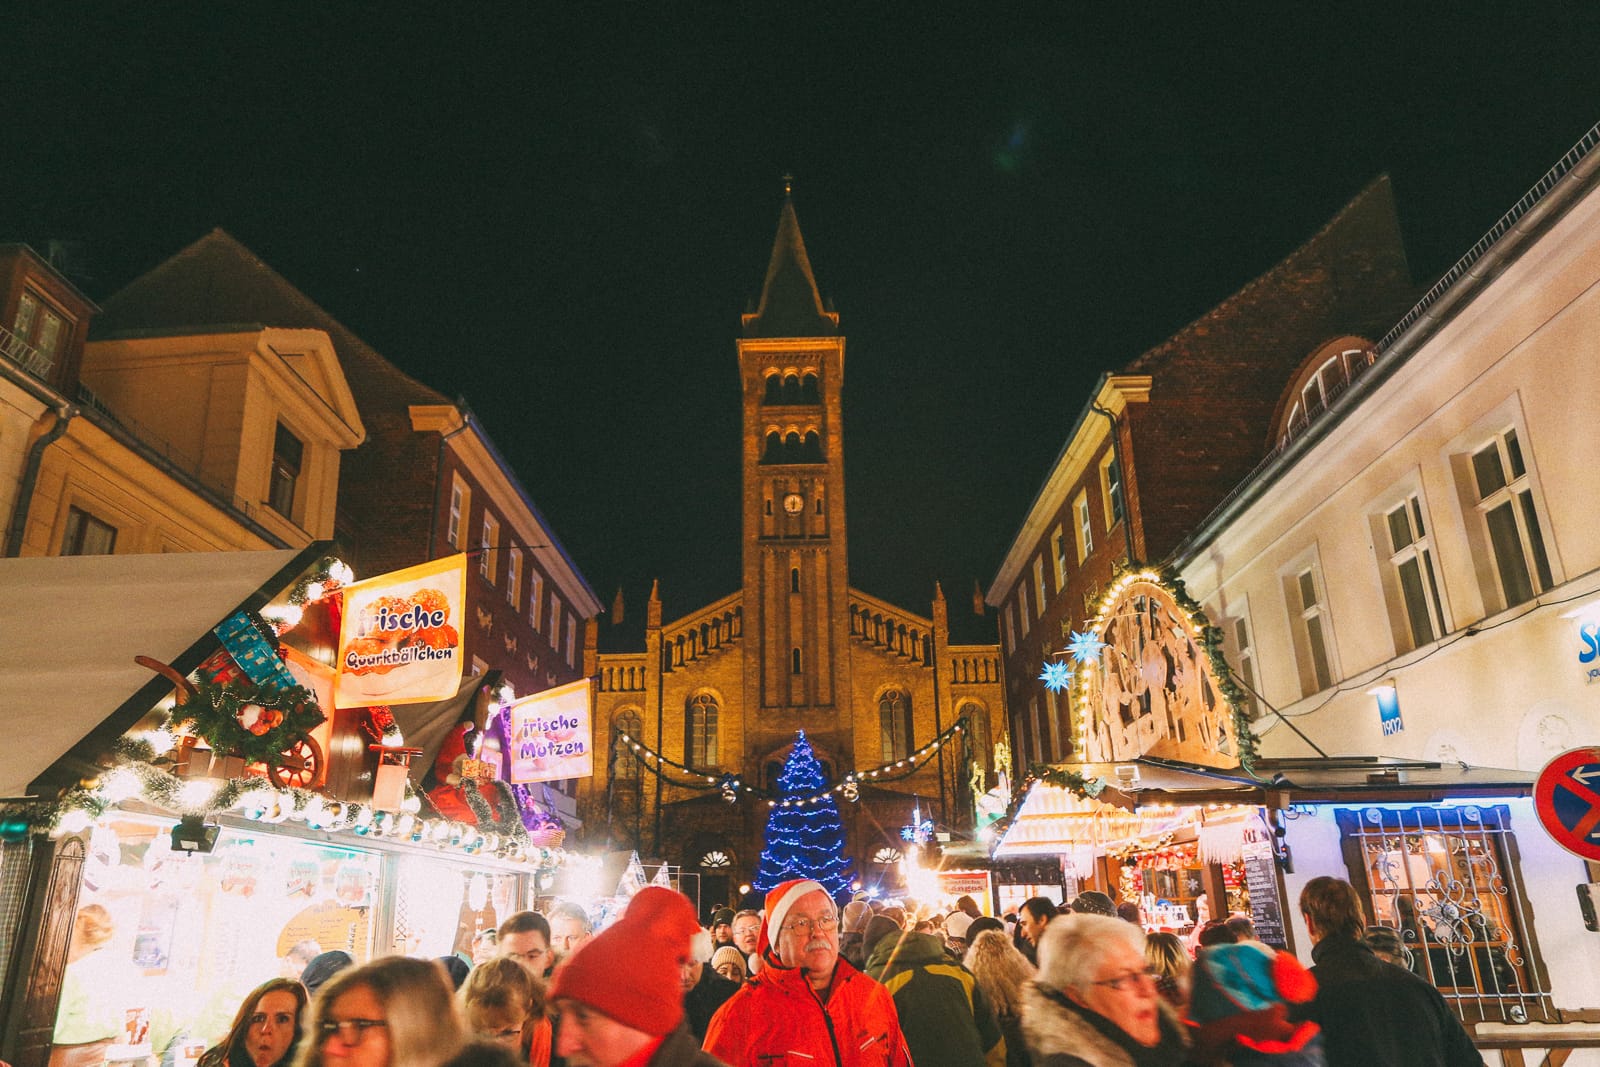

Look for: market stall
[0,546,578,1066]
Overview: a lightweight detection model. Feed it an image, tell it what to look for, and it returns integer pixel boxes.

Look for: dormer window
[8,290,68,380]
[268,422,304,518]
[1273,337,1377,449]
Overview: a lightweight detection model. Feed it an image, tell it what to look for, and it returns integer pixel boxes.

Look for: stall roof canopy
[0,546,323,799]
[995,755,1537,859]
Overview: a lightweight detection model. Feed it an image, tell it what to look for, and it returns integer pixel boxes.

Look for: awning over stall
[993,755,1537,859]
[0,545,325,798]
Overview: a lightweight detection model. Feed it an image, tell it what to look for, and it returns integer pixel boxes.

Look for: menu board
[1241,815,1288,949]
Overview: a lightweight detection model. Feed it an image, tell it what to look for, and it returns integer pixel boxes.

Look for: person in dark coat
[681,930,740,1041]
[865,923,1006,1067]
[1298,877,1482,1067]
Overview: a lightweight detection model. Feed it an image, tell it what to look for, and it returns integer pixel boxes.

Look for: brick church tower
[582,190,1006,909]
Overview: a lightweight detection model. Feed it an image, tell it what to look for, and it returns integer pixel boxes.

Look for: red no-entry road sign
[1534,746,1600,862]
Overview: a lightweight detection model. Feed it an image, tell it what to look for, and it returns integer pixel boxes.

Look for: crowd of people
[46,876,1487,1067]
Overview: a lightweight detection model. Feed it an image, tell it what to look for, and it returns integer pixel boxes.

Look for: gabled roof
[742,196,839,338]
[93,229,448,415]
[1122,175,1409,376]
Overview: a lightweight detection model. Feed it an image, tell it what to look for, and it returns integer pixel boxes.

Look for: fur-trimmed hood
[1020,982,1189,1067]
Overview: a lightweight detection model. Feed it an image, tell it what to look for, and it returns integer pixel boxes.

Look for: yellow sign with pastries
[335,554,467,707]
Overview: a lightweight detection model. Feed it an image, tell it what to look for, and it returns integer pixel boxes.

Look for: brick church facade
[578,196,1006,906]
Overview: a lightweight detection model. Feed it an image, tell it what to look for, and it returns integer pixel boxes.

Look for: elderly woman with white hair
[1021,913,1190,1067]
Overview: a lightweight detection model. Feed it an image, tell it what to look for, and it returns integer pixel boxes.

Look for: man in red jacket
[702,879,911,1067]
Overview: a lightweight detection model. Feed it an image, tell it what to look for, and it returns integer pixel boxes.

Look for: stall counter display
[58,815,381,1061]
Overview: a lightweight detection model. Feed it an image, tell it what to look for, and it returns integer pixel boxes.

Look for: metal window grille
[1335,805,1554,1024]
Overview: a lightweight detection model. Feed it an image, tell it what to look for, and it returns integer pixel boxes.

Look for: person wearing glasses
[294,956,465,1067]
[199,979,309,1067]
[498,912,555,978]
[702,879,911,1066]
[1020,913,1190,1067]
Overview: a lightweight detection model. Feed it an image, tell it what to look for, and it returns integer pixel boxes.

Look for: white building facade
[1175,128,1600,1036]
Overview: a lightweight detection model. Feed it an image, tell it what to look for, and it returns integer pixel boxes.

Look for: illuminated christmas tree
[752,731,855,900]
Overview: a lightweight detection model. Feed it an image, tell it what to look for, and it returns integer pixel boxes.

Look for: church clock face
[783,493,805,514]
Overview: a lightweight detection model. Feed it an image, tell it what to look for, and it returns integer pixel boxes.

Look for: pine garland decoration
[166,678,325,767]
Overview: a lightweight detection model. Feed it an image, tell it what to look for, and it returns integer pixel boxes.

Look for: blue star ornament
[1039,659,1072,692]
[1066,630,1107,665]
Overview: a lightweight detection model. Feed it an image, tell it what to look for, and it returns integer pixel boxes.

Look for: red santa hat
[758,879,829,965]
[549,887,701,1035]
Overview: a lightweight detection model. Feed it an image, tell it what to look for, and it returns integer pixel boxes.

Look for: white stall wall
[1281,799,1600,1066]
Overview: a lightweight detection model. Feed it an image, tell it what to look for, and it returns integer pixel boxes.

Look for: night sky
[8,8,1600,649]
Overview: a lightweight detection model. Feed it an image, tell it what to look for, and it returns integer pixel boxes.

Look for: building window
[880,689,912,762]
[791,567,801,593]
[1017,590,1030,637]
[549,596,562,639]
[61,506,117,556]
[1231,615,1261,718]
[506,548,522,608]
[447,477,467,549]
[1471,429,1553,609]
[1053,525,1069,589]
[613,709,643,779]
[267,423,303,519]
[791,647,802,674]
[528,572,543,630]
[1384,495,1448,650]
[566,616,576,667]
[479,514,499,583]
[1336,805,1554,1022]
[1101,452,1125,528]
[687,693,719,769]
[1074,490,1093,562]
[1003,606,1016,652]
[1033,557,1047,618]
[7,290,67,379]
[1287,564,1334,695]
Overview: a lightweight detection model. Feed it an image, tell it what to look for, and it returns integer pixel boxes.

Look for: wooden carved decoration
[1075,575,1240,769]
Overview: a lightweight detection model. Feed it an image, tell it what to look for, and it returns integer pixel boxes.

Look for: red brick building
[987,178,1417,768]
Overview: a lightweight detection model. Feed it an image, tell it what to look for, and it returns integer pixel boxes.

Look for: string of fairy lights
[613,715,972,808]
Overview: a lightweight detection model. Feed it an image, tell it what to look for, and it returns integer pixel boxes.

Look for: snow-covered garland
[0,737,562,869]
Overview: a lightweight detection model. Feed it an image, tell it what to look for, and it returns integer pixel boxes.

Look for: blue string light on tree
[752,731,855,901]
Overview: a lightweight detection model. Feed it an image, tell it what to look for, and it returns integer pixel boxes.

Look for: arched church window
[792,647,802,674]
[763,432,783,464]
[880,689,912,762]
[791,567,801,593]
[613,709,643,779]
[802,431,822,463]
[781,374,802,404]
[873,847,903,865]
[800,373,820,404]
[687,693,719,769]
[784,431,802,461]
[699,850,732,869]
[764,375,783,404]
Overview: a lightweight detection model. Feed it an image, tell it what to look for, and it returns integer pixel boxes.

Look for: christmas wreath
[166,678,326,767]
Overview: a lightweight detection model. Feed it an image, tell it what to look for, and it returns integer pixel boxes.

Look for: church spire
[742,177,840,338]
